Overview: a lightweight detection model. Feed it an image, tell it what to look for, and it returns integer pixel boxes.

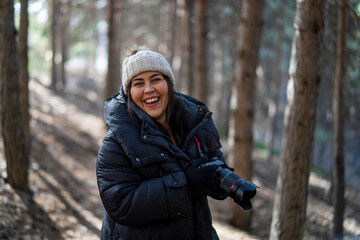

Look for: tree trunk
[332,0,346,237]
[84,1,98,77]
[18,0,30,157]
[158,0,176,65]
[265,7,284,163]
[0,1,3,86]
[213,38,223,131]
[51,0,59,90]
[105,0,122,100]
[168,0,177,67]
[222,36,236,138]
[59,0,70,90]
[0,0,29,192]
[228,0,264,230]
[176,0,186,92]
[269,1,324,239]
[195,0,208,103]
[184,0,194,96]
[172,0,182,91]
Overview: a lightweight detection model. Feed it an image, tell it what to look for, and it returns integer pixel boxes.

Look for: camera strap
[193,135,204,157]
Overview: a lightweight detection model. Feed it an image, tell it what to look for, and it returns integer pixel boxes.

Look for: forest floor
[1,73,360,240]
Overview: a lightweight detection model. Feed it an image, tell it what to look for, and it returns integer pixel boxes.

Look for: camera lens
[218,168,258,210]
[197,158,258,211]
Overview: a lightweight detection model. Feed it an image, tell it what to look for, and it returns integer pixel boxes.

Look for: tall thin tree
[51,0,59,90]
[184,0,194,96]
[269,1,324,239]
[332,0,346,237]
[265,7,284,163]
[0,1,5,81]
[59,0,70,89]
[158,0,176,63]
[195,0,208,103]
[166,0,177,67]
[18,0,30,158]
[0,0,2,84]
[228,0,264,230]
[0,0,29,192]
[176,0,186,92]
[105,0,122,100]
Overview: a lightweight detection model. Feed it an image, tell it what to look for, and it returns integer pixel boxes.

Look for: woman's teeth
[145,97,159,104]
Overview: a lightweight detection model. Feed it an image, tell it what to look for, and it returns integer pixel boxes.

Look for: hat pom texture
[122,49,175,95]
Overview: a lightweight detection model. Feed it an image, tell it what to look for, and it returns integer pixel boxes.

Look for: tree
[175,0,186,92]
[265,6,284,163]
[227,0,264,230]
[0,0,29,192]
[195,0,208,103]
[59,0,71,88]
[18,0,30,160]
[51,0,59,90]
[157,0,176,64]
[332,0,347,237]
[269,1,324,239]
[162,0,177,67]
[105,0,122,100]
[50,0,71,91]
[184,0,194,96]
[0,0,2,84]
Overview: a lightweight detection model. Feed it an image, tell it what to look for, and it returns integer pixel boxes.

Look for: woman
[96,47,231,240]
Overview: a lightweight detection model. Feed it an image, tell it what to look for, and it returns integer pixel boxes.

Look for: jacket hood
[103,87,133,132]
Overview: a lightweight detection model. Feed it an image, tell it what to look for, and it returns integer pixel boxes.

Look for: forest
[0,0,360,239]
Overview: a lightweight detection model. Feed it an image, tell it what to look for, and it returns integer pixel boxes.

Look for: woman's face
[130,71,169,124]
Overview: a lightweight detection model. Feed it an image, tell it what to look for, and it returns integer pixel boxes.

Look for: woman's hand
[184,156,218,193]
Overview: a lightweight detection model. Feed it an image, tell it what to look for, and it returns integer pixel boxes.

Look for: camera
[200,158,259,211]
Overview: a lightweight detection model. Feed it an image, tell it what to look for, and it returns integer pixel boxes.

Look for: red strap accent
[193,135,204,157]
[193,135,201,147]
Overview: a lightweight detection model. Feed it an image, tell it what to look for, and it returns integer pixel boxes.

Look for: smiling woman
[96,46,232,240]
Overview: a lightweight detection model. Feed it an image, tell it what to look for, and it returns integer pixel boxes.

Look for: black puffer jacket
[97,88,228,240]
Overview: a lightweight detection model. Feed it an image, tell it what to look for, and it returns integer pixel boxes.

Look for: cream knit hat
[122,49,175,95]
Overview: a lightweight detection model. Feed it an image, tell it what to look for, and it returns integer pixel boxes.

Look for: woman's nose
[144,83,154,93]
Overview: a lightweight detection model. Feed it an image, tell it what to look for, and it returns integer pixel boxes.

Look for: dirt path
[0,74,359,239]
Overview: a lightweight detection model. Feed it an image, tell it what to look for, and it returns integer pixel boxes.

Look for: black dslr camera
[200,158,259,210]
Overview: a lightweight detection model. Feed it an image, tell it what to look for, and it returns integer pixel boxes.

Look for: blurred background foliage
[12,0,360,189]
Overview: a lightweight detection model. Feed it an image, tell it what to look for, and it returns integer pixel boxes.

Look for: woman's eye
[133,82,143,87]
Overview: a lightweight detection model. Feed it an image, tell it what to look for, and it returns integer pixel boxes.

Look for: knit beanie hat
[122,48,175,95]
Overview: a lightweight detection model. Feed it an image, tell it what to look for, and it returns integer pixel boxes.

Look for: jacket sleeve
[201,117,230,200]
[206,150,229,200]
[96,131,192,227]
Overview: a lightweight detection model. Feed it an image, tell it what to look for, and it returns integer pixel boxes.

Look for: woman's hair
[126,75,185,147]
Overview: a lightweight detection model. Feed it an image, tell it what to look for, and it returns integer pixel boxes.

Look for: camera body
[199,158,259,211]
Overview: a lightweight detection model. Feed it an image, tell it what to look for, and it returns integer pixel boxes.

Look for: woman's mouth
[144,97,160,104]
